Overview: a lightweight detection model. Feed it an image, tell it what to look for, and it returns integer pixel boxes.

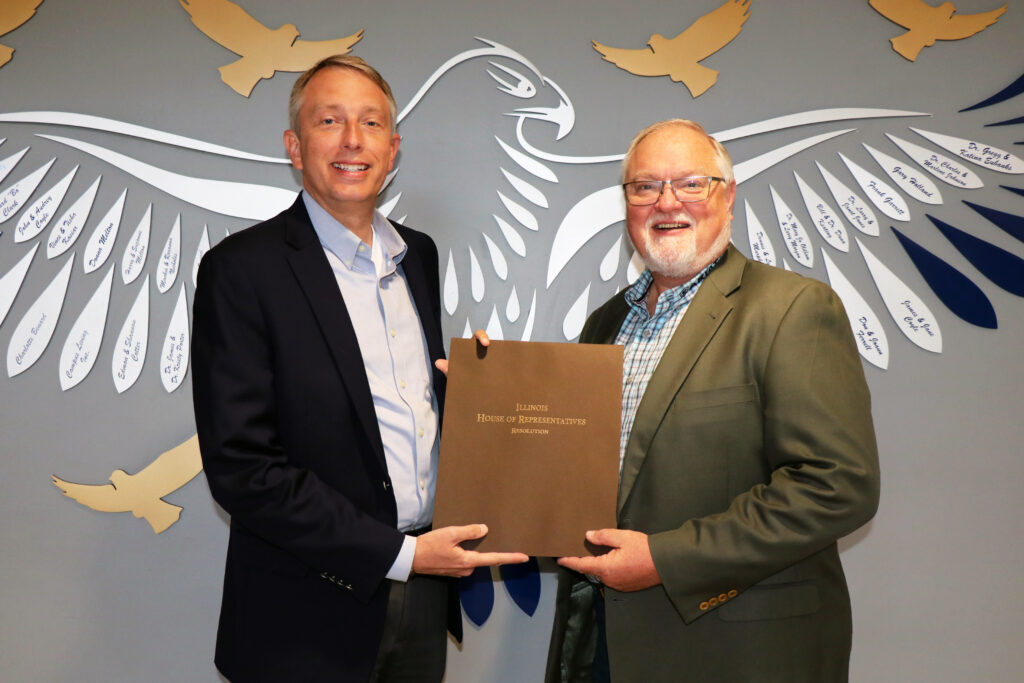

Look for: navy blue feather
[962,201,1024,245]
[892,227,997,328]
[499,558,541,617]
[927,214,1024,297]
[961,71,1024,112]
[459,566,494,627]
[984,115,1024,127]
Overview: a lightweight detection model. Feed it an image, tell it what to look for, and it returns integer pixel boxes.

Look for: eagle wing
[673,0,751,62]
[592,40,667,77]
[868,0,927,30]
[179,0,277,57]
[276,30,365,71]
[113,435,203,496]
[52,476,130,513]
[0,0,44,38]
[939,5,1007,40]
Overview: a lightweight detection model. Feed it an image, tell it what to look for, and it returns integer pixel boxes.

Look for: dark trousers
[368,573,449,682]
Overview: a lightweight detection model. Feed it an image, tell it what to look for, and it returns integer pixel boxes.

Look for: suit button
[383,481,391,491]
[728,589,738,599]
[709,597,719,607]
[699,601,710,611]
[718,593,729,602]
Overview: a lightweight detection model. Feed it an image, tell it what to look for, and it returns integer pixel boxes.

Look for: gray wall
[2,1,1022,680]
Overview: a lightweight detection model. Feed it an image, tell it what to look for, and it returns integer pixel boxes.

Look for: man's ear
[284,129,302,170]
[725,179,737,219]
[387,132,401,172]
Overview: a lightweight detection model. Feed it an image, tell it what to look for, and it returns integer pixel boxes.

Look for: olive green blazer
[547,245,880,683]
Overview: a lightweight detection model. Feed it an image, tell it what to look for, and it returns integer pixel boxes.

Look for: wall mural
[1,0,1022,631]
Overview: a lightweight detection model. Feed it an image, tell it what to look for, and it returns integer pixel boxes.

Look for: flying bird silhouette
[592,0,751,98]
[179,0,363,96]
[52,436,202,533]
[0,0,44,69]
[869,0,1007,61]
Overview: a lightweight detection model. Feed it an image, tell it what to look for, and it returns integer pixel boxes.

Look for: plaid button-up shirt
[613,260,718,472]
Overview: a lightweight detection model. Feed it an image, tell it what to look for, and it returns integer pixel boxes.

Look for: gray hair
[621,119,733,184]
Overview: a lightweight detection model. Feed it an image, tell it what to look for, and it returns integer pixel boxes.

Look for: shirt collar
[624,255,722,318]
[301,191,408,272]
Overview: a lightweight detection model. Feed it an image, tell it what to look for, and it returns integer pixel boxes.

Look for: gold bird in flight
[0,0,44,69]
[869,0,1007,61]
[52,435,203,533]
[180,0,364,97]
[592,0,751,98]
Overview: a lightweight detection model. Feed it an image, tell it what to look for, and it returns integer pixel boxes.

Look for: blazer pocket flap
[717,581,820,622]
[677,383,757,410]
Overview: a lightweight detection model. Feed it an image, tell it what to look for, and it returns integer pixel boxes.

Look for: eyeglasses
[622,176,724,205]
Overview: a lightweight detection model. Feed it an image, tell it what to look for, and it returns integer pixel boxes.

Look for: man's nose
[341,121,363,149]
[655,182,682,211]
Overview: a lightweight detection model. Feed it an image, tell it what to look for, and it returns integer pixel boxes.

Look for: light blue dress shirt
[303,193,439,581]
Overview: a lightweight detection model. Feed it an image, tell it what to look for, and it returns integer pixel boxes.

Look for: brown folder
[433,339,622,557]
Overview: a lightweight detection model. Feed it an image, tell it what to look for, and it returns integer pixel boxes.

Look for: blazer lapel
[617,246,746,516]
[395,230,444,364]
[282,200,386,462]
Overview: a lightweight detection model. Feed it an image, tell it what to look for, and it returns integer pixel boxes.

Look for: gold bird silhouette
[180,0,364,97]
[869,0,1007,61]
[0,0,44,69]
[52,435,203,533]
[592,0,751,98]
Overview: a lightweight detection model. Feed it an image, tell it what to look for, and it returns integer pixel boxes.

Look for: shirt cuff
[385,534,417,582]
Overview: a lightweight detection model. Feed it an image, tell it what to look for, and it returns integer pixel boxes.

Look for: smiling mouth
[653,221,690,231]
[332,162,369,172]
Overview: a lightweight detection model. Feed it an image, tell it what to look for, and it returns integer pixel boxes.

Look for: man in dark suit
[546,120,880,682]
[192,55,526,682]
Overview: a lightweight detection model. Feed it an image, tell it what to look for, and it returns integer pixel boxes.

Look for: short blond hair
[288,55,398,135]
[621,119,733,184]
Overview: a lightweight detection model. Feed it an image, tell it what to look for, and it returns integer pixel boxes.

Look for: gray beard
[635,223,732,280]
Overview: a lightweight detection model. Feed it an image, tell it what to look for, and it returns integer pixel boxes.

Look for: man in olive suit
[547,120,880,682]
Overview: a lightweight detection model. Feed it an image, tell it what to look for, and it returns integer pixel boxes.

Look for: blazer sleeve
[647,280,881,622]
[192,245,404,602]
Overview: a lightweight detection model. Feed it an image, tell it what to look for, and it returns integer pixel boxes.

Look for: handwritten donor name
[13,312,47,366]
[779,212,811,263]
[115,319,145,380]
[838,195,875,233]
[162,332,186,386]
[16,193,53,236]
[86,219,117,269]
[900,299,935,338]
[750,230,773,265]
[865,181,907,218]
[959,142,1018,173]
[890,166,936,200]
[63,329,92,380]
[923,155,974,188]
[853,315,884,358]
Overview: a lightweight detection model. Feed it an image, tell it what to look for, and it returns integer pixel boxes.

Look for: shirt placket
[377,259,432,527]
